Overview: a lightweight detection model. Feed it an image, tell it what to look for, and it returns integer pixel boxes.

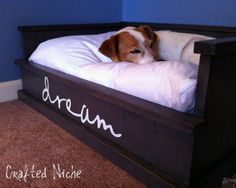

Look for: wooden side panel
[191,52,236,184]
[124,111,194,180]
[20,62,195,182]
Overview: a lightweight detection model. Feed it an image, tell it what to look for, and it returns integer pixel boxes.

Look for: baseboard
[0,79,22,103]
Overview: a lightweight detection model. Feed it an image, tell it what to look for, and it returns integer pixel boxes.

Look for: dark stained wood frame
[16,22,236,188]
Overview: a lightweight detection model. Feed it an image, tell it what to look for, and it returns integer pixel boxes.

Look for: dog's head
[99,25,159,64]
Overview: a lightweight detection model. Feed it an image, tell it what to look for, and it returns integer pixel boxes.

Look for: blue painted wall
[0,0,122,82]
[123,0,236,27]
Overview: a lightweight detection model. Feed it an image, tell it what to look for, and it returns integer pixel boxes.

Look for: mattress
[29,31,199,112]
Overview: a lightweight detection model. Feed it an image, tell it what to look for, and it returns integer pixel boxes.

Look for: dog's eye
[130,49,141,54]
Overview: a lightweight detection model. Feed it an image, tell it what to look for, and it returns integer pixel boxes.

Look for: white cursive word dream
[42,76,122,138]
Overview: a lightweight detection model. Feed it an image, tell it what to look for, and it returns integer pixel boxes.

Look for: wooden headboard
[18,22,236,59]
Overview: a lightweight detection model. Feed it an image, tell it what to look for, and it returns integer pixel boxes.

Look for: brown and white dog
[99,25,159,64]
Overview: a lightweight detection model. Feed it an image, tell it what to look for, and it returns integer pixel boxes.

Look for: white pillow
[155,30,214,65]
[29,31,198,112]
[29,31,115,75]
[29,31,200,112]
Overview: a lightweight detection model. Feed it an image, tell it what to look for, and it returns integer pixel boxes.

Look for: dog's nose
[139,55,155,64]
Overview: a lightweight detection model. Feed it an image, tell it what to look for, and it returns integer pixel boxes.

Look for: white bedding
[29,31,199,112]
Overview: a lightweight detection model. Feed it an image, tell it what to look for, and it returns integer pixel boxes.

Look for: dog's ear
[136,25,158,47]
[99,35,119,62]
[137,25,159,60]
